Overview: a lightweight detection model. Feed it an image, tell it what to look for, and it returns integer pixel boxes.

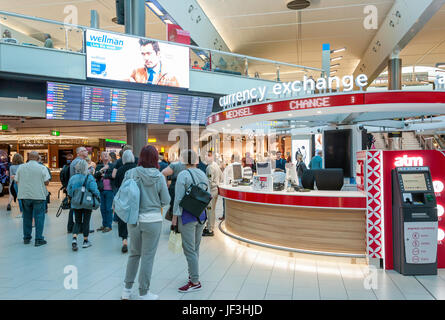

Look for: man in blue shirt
[309,150,323,169]
[275,151,286,171]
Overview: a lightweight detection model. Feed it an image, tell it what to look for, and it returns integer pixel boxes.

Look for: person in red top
[191,61,202,70]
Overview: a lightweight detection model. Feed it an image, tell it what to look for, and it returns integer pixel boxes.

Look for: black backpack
[60,164,71,189]
[179,169,212,224]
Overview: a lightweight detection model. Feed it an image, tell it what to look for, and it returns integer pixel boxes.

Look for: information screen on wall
[86,30,190,89]
[46,82,213,125]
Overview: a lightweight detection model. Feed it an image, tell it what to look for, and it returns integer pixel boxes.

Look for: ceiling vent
[287,0,311,10]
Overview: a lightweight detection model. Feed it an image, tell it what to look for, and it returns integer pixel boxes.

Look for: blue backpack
[112,170,140,224]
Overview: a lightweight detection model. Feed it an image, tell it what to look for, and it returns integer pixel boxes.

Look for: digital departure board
[46,82,214,125]
[47,82,83,121]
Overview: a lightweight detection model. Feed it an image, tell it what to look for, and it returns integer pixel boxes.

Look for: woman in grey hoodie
[121,145,170,300]
[172,150,210,293]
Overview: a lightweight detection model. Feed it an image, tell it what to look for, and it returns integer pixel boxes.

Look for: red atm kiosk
[392,166,438,275]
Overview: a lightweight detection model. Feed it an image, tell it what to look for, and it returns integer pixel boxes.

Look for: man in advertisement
[129,39,179,87]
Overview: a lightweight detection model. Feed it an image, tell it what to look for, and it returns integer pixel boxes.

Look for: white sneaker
[82,240,92,248]
[138,291,159,300]
[121,287,132,300]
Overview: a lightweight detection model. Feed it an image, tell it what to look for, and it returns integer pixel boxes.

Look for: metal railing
[0,10,323,82]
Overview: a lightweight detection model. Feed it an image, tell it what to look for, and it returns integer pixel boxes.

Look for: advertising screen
[86,30,190,89]
[401,173,428,191]
[46,82,213,125]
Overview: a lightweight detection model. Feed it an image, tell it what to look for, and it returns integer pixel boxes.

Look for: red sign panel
[208,93,364,125]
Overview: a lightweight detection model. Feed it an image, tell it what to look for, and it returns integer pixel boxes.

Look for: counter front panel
[219,185,367,256]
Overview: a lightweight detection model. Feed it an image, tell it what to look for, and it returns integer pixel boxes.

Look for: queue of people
[6,144,214,300]
[6,143,323,300]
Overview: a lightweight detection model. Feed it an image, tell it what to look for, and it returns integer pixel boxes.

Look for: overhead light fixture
[147,2,164,16]
[331,47,346,54]
[199,54,207,60]
[262,70,304,76]
[330,70,338,74]
[331,56,343,61]
[331,63,340,68]
[436,63,445,68]
[287,0,310,10]
[164,19,173,24]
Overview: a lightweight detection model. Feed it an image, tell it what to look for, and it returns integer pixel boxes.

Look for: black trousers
[73,209,92,238]
[67,208,75,232]
[116,215,128,240]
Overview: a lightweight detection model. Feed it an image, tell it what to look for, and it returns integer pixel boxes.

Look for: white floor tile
[346,289,377,300]
[292,287,320,300]
[209,290,238,300]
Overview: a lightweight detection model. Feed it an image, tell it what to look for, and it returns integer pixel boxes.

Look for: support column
[388,52,402,90]
[90,10,100,28]
[125,0,147,154]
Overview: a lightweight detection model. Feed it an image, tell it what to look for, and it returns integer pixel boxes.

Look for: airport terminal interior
[1,0,445,301]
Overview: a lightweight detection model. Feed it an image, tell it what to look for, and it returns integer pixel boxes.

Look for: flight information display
[46,82,214,125]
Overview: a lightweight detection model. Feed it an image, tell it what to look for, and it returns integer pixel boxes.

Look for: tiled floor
[1,183,445,300]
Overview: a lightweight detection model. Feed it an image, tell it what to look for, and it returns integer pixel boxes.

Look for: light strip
[164,19,173,24]
[219,221,366,258]
[331,56,343,61]
[380,150,385,269]
[331,63,340,68]
[331,47,346,54]
[147,2,164,16]
[262,70,305,76]
[105,138,127,144]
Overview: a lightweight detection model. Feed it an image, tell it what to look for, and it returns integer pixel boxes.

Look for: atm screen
[401,173,427,191]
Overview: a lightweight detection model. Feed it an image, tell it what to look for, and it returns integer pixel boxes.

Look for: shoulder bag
[71,175,100,211]
[179,169,212,223]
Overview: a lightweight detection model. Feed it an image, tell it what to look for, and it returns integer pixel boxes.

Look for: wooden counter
[219,185,367,256]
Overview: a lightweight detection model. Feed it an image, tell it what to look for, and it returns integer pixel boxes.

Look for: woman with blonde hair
[7,153,24,214]
[296,153,307,186]
[67,159,100,251]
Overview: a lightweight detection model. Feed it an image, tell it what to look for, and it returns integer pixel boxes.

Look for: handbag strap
[186,169,197,185]
[186,169,208,191]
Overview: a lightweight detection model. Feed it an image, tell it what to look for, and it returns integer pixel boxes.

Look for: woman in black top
[115,150,137,253]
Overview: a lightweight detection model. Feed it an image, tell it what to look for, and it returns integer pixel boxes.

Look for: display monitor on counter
[232,163,243,182]
[256,161,272,175]
[46,82,213,125]
[314,168,344,191]
[285,162,297,184]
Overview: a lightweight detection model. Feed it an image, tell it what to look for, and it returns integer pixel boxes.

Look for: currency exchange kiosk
[392,167,438,275]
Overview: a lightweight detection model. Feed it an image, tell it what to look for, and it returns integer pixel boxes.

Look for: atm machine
[392,166,438,275]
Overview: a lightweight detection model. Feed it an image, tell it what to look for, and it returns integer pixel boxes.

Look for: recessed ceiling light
[331,47,346,54]
[147,2,164,16]
[287,0,310,10]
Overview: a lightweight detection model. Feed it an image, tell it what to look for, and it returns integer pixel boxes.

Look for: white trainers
[121,287,132,300]
[82,240,92,248]
[138,291,159,300]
